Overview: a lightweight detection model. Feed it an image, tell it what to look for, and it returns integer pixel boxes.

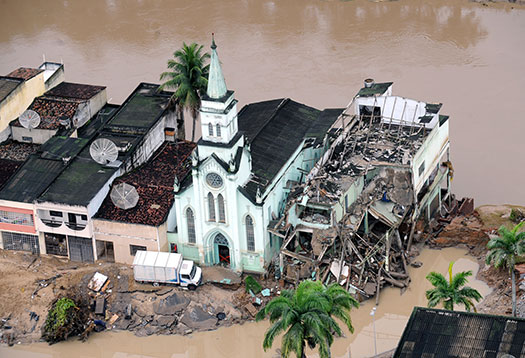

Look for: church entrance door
[214,233,230,267]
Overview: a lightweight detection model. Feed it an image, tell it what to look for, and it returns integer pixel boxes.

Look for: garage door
[2,232,40,254]
[68,236,94,263]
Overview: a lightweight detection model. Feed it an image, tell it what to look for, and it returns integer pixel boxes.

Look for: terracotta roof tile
[45,82,105,100]
[7,68,43,80]
[0,159,21,190]
[12,97,81,130]
[96,141,196,226]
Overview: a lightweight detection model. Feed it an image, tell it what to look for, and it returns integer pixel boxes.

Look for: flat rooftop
[45,82,105,100]
[104,83,170,133]
[0,137,90,203]
[37,144,118,207]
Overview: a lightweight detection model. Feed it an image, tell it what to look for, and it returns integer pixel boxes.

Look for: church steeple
[206,34,228,99]
[199,34,240,152]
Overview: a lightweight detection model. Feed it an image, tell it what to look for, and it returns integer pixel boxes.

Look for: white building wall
[412,120,450,194]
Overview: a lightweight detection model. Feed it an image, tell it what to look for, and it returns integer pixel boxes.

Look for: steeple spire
[206,33,228,99]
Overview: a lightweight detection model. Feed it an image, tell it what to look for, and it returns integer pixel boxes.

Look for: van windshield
[189,265,196,279]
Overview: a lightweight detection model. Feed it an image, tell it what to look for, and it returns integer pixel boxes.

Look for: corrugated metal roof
[394,307,525,358]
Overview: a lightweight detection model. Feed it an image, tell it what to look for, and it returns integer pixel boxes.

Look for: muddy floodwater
[1,247,491,357]
[0,0,525,205]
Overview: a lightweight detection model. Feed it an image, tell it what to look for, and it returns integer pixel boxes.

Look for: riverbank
[0,204,523,348]
[0,252,277,346]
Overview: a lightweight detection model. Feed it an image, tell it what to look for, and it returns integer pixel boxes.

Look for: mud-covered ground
[0,253,276,346]
[0,204,523,348]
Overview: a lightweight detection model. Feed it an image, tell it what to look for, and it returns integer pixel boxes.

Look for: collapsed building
[270,80,452,299]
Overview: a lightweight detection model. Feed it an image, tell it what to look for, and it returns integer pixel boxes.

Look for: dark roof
[39,136,89,160]
[45,82,106,100]
[0,154,67,203]
[0,137,91,203]
[6,68,43,81]
[0,140,40,161]
[238,98,340,200]
[95,141,196,226]
[0,77,23,103]
[12,97,81,130]
[0,159,21,190]
[77,104,120,139]
[104,83,170,134]
[394,307,525,358]
[37,145,118,206]
[357,82,393,97]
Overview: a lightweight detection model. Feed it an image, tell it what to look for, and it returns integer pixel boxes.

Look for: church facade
[171,39,343,273]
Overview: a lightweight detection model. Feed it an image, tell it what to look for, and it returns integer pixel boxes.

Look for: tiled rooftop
[12,97,81,130]
[96,141,196,226]
[0,140,40,161]
[45,82,106,100]
[6,67,43,81]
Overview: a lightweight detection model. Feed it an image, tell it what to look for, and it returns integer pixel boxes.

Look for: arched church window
[208,192,216,221]
[186,208,196,244]
[208,123,213,136]
[216,124,221,137]
[218,194,225,223]
[245,215,255,252]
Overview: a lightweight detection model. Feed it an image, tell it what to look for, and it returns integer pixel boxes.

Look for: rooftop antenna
[110,182,139,210]
[19,110,41,129]
[89,138,118,164]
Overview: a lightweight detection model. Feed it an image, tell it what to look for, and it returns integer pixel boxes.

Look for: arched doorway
[214,233,230,267]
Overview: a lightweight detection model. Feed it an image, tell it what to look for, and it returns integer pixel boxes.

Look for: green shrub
[245,275,262,294]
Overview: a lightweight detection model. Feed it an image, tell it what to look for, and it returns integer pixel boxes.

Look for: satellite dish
[19,110,41,129]
[90,138,118,164]
[110,183,139,210]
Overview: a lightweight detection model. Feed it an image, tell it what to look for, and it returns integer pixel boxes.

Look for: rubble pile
[270,112,458,302]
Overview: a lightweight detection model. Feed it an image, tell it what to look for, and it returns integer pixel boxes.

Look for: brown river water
[0,247,491,357]
[0,0,520,356]
[0,0,524,205]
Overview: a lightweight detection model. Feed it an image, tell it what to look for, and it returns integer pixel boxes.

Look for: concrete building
[0,68,46,142]
[33,83,174,262]
[10,82,107,144]
[170,40,343,273]
[275,80,451,282]
[93,141,195,264]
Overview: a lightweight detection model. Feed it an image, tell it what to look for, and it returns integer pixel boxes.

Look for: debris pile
[270,109,455,302]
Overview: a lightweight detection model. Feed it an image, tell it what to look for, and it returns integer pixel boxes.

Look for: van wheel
[188,284,197,291]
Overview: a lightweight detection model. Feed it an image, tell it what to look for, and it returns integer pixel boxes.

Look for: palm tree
[426,261,482,312]
[255,280,359,358]
[159,42,210,141]
[486,222,525,316]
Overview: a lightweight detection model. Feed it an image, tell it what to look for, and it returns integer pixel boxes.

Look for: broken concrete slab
[153,293,190,316]
[180,306,217,330]
[155,315,177,328]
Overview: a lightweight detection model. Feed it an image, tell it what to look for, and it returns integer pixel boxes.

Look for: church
[171,39,343,273]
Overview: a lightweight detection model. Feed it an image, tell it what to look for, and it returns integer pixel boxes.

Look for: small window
[345,195,349,211]
[130,244,146,256]
[22,136,33,143]
[186,208,196,244]
[216,124,221,137]
[170,243,178,253]
[208,193,216,221]
[49,211,63,217]
[218,194,225,223]
[418,162,426,177]
[182,274,190,280]
[246,215,255,252]
[80,215,87,221]
[208,123,213,136]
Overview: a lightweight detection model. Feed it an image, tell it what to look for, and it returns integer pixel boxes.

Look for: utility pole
[370,306,377,356]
